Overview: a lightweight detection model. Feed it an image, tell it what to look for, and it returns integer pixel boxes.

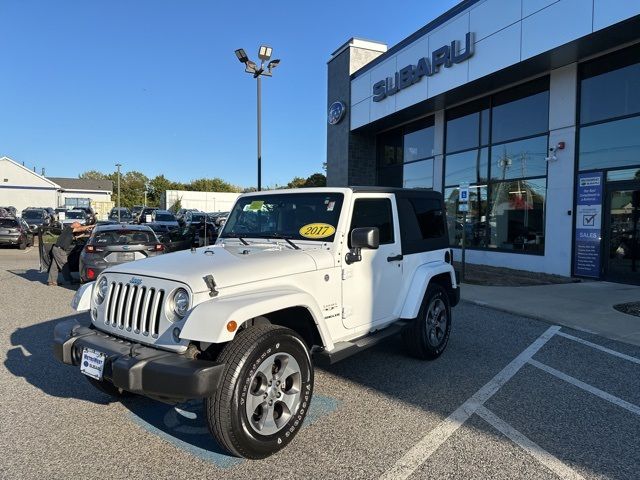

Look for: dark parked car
[79,224,165,282]
[1,206,18,217]
[0,216,34,249]
[108,207,134,223]
[21,208,51,231]
[157,225,200,253]
[183,210,207,227]
[138,207,158,224]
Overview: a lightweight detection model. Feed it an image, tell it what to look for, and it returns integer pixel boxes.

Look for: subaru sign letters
[372,32,474,102]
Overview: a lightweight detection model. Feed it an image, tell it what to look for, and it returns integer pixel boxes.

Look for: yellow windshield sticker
[247,200,264,211]
[299,223,335,239]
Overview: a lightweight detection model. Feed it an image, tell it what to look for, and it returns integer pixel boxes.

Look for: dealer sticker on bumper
[80,348,106,380]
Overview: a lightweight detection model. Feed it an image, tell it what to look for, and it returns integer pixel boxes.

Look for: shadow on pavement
[8,268,79,290]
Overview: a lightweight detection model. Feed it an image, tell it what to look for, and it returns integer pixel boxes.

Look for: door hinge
[342,269,353,280]
[342,306,353,319]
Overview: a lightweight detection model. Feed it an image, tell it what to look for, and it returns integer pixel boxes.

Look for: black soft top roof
[349,186,442,198]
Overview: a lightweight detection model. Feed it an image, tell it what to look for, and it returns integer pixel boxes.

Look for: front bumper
[53,319,225,401]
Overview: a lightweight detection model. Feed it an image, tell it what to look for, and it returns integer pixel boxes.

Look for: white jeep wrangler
[54,187,459,459]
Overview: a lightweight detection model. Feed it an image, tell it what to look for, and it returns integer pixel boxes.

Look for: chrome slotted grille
[105,281,164,338]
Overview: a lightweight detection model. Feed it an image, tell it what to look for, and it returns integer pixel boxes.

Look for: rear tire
[205,324,314,459]
[402,283,451,360]
[85,377,132,398]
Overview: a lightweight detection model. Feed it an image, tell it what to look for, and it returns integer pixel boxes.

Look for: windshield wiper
[220,233,249,245]
[260,234,300,250]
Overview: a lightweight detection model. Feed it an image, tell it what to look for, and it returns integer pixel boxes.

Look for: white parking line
[556,331,640,365]
[380,326,560,480]
[529,359,640,416]
[476,406,585,480]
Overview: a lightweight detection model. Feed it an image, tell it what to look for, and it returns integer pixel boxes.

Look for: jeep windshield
[221,192,344,243]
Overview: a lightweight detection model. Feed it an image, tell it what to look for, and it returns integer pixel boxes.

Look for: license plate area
[0,230,9,235]
[117,252,135,261]
[80,348,106,380]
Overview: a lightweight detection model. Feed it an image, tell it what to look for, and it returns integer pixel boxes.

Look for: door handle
[387,254,403,262]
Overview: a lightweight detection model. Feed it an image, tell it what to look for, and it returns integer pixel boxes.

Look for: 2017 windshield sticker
[247,200,264,211]
[299,223,335,239]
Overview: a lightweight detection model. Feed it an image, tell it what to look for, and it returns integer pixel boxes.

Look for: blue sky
[1,0,459,188]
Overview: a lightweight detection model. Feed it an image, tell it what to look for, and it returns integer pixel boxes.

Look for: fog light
[172,327,181,343]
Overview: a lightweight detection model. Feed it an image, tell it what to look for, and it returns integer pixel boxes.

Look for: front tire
[402,283,452,359]
[205,324,314,459]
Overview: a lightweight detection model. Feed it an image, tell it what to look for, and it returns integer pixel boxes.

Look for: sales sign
[574,172,603,278]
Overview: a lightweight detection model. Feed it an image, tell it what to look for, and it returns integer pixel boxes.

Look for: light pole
[144,183,149,207]
[234,46,280,191]
[115,163,122,222]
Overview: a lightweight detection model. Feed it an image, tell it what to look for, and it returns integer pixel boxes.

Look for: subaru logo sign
[129,277,142,286]
[328,101,346,125]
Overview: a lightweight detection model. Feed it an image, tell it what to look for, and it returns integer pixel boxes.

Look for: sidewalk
[461,281,640,347]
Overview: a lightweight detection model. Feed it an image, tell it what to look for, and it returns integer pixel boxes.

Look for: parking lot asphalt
[1,247,639,479]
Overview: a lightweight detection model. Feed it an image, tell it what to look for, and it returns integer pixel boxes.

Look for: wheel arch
[180,289,334,351]
[399,262,456,319]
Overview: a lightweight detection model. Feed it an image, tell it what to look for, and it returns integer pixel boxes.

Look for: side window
[349,198,394,246]
[409,198,445,239]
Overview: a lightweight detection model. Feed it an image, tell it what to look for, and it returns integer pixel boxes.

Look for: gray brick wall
[326,42,384,187]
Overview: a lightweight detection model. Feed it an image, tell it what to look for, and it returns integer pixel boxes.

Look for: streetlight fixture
[115,163,122,222]
[234,45,280,191]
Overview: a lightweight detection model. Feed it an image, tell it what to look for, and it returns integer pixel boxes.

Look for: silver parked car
[79,224,165,282]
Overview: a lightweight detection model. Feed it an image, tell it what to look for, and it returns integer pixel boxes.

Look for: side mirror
[345,227,379,265]
[351,227,380,249]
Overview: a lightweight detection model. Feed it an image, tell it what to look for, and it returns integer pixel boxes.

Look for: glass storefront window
[490,136,548,181]
[404,126,434,162]
[377,166,402,187]
[491,91,549,143]
[579,116,640,171]
[444,148,488,187]
[580,47,640,125]
[446,112,480,153]
[607,168,640,182]
[403,159,434,189]
[444,186,488,248]
[378,130,402,167]
[445,100,490,153]
[487,178,546,253]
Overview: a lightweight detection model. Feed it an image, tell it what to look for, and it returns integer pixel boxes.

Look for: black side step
[313,320,409,367]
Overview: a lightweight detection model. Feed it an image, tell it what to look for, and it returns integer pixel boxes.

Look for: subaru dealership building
[326,0,640,283]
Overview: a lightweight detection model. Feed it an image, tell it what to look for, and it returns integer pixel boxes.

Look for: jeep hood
[104,244,324,293]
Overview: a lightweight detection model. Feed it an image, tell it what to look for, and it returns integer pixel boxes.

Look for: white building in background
[0,156,59,212]
[48,177,113,206]
[161,190,240,212]
[0,156,113,213]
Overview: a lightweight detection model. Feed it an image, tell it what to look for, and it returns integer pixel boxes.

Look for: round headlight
[95,276,109,305]
[171,288,190,319]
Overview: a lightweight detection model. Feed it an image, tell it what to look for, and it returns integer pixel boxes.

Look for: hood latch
[203,274,219,297]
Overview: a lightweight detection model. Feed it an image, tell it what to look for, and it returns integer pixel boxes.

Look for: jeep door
[341,195,404,329]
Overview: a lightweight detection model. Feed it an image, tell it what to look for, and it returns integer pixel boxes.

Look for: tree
[79,170,108,180]
[188,178,241,193]
[303,173,326,187]
[148,174,183,207]
[286,177,307,189]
